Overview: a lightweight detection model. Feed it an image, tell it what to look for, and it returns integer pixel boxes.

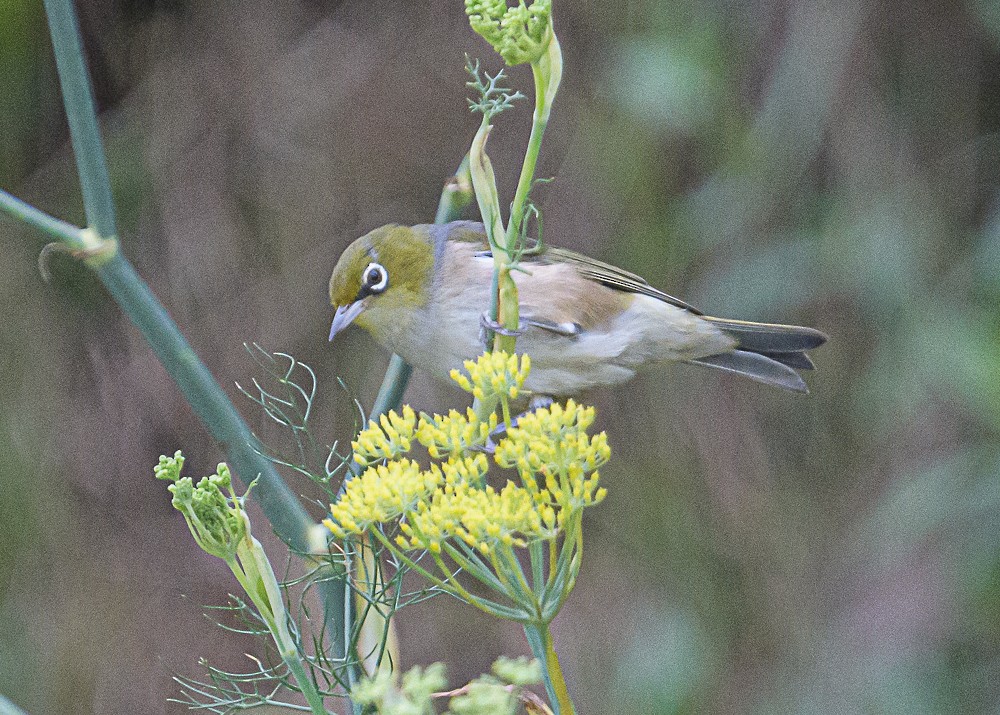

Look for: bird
[328,221,827,397]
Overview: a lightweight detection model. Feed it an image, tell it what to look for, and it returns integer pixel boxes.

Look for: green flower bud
[161,458,248,560]
[465,0,553,66]
[154,450,185,482]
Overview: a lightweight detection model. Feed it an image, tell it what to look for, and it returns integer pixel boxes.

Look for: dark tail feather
[703,317,827,353]
[688,318,828,393]
[760,350,815,370]
[689,350,809,393]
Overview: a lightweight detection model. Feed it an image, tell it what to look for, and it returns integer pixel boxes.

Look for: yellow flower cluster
[352,405,417,466]
[450,352,530,402]
[398,477,555,555]
[495,400,609,508]
[324,458,436,537]
[326,352,607,556]
[417,408,498,460]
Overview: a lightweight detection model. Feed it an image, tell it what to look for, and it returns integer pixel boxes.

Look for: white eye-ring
[362,262,389,294]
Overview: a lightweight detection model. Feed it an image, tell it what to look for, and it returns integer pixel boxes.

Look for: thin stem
[0,190,85,247]
[283,651,331,715]
[498,543,536,608]
[529,540,546,598]
[505,63,549,248]
[367,528,527,620]
[442,541,507,593]
[505,29,562,250]
[500,394,513,433]
[486,548,528,605]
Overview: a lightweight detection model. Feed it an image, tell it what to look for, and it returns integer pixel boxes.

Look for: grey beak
[329,300,366,341]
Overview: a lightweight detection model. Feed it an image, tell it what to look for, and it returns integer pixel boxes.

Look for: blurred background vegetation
[2,0,1000,712]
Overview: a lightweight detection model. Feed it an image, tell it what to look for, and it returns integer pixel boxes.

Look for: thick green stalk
[370,356,413,419]
[42,0,117,240]
[284,655,330,715]
[522,622,575,715]
[37,0,351,708]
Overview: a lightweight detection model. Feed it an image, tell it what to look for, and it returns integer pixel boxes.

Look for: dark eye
[362,262,388,294]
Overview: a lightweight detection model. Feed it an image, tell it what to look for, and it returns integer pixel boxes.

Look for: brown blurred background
[3,0,1000,712]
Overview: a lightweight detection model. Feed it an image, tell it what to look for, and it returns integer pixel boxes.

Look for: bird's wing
[445,220,703,316]
[533,246,704,315]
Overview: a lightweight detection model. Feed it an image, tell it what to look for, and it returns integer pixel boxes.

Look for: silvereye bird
[328,221,827,396]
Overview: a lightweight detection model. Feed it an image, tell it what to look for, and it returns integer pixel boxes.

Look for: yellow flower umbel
[323,351,608,628]
[325,352,605,715]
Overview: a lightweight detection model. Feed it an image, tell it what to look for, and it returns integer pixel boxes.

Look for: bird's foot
[479,313,524,345]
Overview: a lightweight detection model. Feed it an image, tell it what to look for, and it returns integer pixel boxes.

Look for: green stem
[522,622,575,715]
[36,0,352,706]
[42,0,117,239]
[529,539,546,598]
[227,551,327,714]
[506,66,548,247]
[0,190,84,246]
[500,394,513,431]
[505,28,562,250]
[283,650,331,715]
[370,355,412,419]
[497,544,534,603]
[367,528,527,621]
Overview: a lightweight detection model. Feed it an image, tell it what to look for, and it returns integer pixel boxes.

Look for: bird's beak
[329,300,366,341]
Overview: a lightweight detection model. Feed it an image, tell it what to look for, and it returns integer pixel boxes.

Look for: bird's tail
[688,317,828,393]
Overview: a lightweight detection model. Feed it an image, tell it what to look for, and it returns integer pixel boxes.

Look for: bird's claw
[479,313,525,348]
[479,313,524,338]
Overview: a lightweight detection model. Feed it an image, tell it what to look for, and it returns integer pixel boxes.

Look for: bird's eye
[362,262,388,294]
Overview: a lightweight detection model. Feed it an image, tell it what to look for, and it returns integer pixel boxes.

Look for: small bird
[328,221,827,396]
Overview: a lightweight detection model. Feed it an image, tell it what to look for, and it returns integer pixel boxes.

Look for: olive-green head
[328,224,435,343]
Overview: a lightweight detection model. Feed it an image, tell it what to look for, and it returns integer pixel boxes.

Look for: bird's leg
[479,312,525,348]
[479,312,525,337]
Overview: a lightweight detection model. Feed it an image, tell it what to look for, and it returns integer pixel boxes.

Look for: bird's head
[328,224,435,344]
